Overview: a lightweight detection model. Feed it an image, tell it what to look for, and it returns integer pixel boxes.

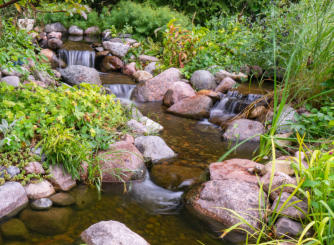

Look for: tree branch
[0,0,20,9]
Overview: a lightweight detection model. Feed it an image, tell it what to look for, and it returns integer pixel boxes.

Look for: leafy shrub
[0,82,127,183]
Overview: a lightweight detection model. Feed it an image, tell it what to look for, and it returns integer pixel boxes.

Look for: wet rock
[44,22,67,33]
[151,164,203,189]
[123,62,137,76]
[215,77,237,93]
[47,32,62,40]
[167,95,213,119]
[31,198,53,210]
[271,192,308,220]
[81,220,149,245]
[50,192,75,206]
[144,62,157,75]
[24,180,55,200]
[50,165,76,191]
[133,70,153,83]
[133,68,182,102]
[85,26,101,36]
[209,159,264,184]
[186,179,266,242]
[60,65,101,86]
[190,70,216,90]
[6,166,20,178]
[275,217,303,238]
[163,81,196,107]
[1,76,20,87]
[69,25,84,36]
[20,207,72,235]
[70,185,97,210]
[24,161,45,175]
[276,106,298,134]
[102,41,130,58]
[98,139,145,182]
[215,70,248,81]
[139,55,159,63]
[261,171,297,200]
[101,56,124,71]
[249,105,267,119]
[134,136,176,163]
[222,119,265,142]
[0,182,28,220]
[0,218,29,240]
[47,38,63,50]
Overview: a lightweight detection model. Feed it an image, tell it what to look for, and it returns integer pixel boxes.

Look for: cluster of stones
[185,151,309,243]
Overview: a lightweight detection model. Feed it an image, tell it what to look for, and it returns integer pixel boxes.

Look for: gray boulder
[85,26,101,36]
[102,41,130,58]
[31,198,53,210]
[144,62,157,75]
[1,76,20,87]
[81,220,149,245]
[275,217,303,238]
[222,119,265,142]
[134,136,176,163]
[44,22,67,33]
[271,192,308,220]
[6,166,20,178]
[60,65,101,86]
[190,70,216,90]
[69,25,84,36]
[0,182,28,220]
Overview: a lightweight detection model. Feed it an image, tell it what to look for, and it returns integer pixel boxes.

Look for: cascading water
[58,49,96,67]
[210,91,263,125]
[104,84,136,101]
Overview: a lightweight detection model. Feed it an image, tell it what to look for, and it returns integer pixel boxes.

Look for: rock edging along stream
[0,22,305,245]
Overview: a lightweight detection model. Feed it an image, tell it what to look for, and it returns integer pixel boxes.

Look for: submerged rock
[167,95,213,119]
[132,68,182,102]
[20,208,72,235]
[0,218,29,240]
[222,119,265,142]
[60,65,101,86]
[190,70,216,90]
[134,136,176,163]
[98,139,145,182]
[70,185,97,210]
[0,182,28,220]
[50,192,75,206]
[186,179,266,242]
[81,220,149,245]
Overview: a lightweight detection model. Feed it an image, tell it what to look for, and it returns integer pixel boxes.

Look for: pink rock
[123,62,137,76]
[163,81,196,107]
[209,159,263,184]
[98,140,145,183]
[215,77,236,93]
[50,165,76,191]
[24,180,55,199]
[101,56,124,72]
[24,162,45,174]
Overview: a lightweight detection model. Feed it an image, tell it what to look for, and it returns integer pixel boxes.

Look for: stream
[2,41,272,245]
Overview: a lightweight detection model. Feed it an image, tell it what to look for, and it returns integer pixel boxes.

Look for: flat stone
[24,180,55,200]
[81,220,149,245]
[271,192,308,220]
[20,207,72,235]
[275,217,303,238]
[0,218,29,240]
[31,198,53,210]
[50,192,75,206]
[0,182,28,220]
[134,136,176,164]
[50,165,76,191]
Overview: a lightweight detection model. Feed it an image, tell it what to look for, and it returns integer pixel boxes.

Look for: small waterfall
[210,91,263,125]
[104,84,136,100]
[59,49,96,67]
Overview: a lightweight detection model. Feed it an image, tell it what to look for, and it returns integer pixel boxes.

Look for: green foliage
[0,20,52,78]
[0,82,127,183]
[292,102,334,140]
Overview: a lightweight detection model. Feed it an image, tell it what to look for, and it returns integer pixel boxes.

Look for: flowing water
[2,42,272,245]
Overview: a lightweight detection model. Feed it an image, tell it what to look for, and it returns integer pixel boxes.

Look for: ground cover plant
[0,82,127,186]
